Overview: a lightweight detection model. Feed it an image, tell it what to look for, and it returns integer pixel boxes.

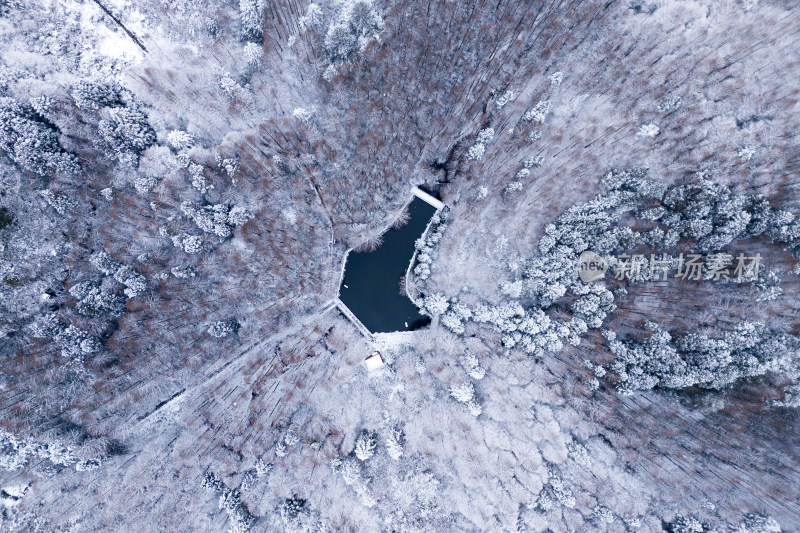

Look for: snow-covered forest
[1,0,799,531]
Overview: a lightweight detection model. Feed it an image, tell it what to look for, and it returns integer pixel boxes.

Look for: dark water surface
[339,197,437,333]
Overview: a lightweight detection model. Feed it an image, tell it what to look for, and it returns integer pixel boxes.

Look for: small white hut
[365,351,384,371]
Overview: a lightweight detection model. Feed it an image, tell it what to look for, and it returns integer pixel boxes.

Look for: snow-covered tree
[495,90,514,109]
[0,97,78,175]
[317,61,336,80]
[658,95,682,113]
[202,472,254,533]
[450,382,475,403]
[603,321,800,397]
[592,505,615,525]
[734,514,782,533]
[737,145,757,161]
[55,325,100,358]
[522,155,543,168]
[99,105,156,166]
[504,181,523,194]
[166,130,194,151]
[500,279,522,298]
[27,313,60,339]
[216,155,240,183]
[385,427,404,460]
[89,251,120,276]
[172,234,203,254]
[423,293,449,316]
[40,189,75,214]
[70,81,125,110]
[668,516,708,533]
[441,311,465,334]
[476,127,495,144]
[299,3,324,31]
[543,468,575,508]
[466,142,486,160]
[466,128,495,161]
[133,175,156,194]
[284,430,299,446]
[274,441,287,457]
[523,99,550,122]
[466,398,482,416]
[280,496,306,525]
[460,352,485,380]
[181,201,252,239]
[325,23,358,62]
[228,205,253,227]
[636,123,659,137]
[292,107,313,122]
[113,266,147,298]
[0,428,81,471]
[339,458,360,485]
[239,0,264,40]
[255,458,272,477]
[346,0,383,52]
[208,319,237,338]
[354,431,376,461]
[243,42,262,67]
[69,280,123,316]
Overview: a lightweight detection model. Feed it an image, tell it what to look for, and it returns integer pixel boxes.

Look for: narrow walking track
[333,297,373,339]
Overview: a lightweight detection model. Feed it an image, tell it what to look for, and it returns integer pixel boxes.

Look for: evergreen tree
[0,97,78,175]
[98,105,156,166]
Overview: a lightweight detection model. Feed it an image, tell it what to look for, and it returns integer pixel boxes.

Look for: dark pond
[339,196,437,334]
